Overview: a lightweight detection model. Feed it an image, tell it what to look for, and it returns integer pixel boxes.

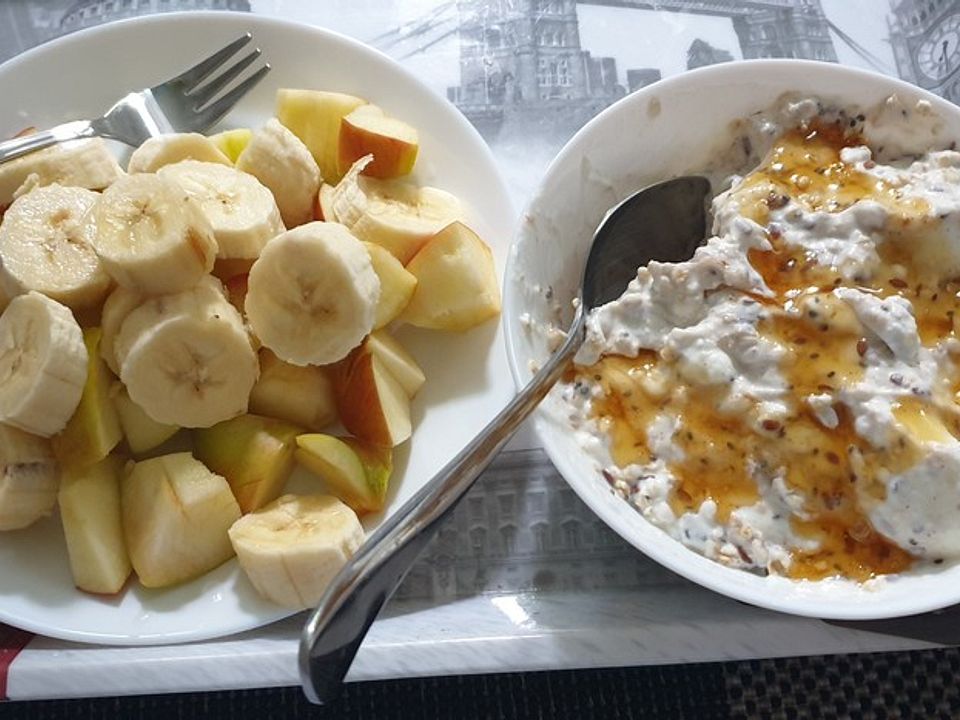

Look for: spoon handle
[299,307,585,704]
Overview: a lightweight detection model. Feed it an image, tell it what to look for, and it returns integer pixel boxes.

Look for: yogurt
[562,95,960,581]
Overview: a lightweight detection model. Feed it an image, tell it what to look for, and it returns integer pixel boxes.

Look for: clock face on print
[918,13,960,82]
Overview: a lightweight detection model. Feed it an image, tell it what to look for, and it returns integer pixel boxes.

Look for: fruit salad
[0,89,501,610]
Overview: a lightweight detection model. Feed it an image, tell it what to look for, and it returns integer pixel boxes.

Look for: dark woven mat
[2,648,958,719]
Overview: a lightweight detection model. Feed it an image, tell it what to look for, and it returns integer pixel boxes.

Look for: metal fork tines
[0,33,270,165]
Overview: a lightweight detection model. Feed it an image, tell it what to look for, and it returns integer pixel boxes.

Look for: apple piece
[317,184,335,221]
[338,105,419,179]
[363,242,417,329]
[212,257,256,282]
[210,128,253,164]
[222,272,249,315]
[365,331,425,398]
[58,454,131,594]
[194,413,300,513]
[122,452,241,588]
[248,349,337,431]
[295,433,392,513]
[275,89,366,183]
[110,382,179,455]
[400,221,501,331]
[52,327,123,470]
[334,346,411,447]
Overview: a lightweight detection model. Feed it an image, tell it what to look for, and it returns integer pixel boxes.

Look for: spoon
[299,175,712,704]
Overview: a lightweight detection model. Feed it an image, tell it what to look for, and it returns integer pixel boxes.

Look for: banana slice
[158,160,285,259]
[127,133,232,174]
[0,139,122,209]
[244,221,379,366]
[0,424,59,531]
[90,173,217,294]
[99,285,143,375]
[228,494,365,609]
[117,277,258,428]
[236,119,321,229]
[0,292,87,437]
[329,157,463,263]
[111,275,225,370]
[0,184,111,310]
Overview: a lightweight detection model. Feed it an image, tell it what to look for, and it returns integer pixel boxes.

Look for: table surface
[1,0,958,703]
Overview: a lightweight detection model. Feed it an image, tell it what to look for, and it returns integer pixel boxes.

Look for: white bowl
[504,59,960,620]
[0,12,517,644]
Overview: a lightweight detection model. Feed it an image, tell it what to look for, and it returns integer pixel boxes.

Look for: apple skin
[275,89,366,183]
[295,433,392,513]
[338,105,419,179]
[194,413,301,514]
[333,347,411,448]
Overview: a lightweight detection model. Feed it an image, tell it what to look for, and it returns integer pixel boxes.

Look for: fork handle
[0,121,96,165]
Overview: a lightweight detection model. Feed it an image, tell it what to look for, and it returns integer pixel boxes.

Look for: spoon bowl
[299,175,711,704]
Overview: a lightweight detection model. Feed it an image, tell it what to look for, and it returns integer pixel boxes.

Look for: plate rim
[0,9,516,644]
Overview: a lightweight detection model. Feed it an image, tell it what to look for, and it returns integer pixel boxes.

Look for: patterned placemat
[1,648,957,719]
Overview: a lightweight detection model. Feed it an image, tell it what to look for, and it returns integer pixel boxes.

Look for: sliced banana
[90,173,217,294]
[244,221,379,366]
[329,157,463,263]
[228,494,365,609]
[127,133,232,174]
[0,292,87,437]
[0,184,111,310]
[0,139,122,209]
[0,424,59,531]
[158,160,285,259]
[117,277,258,428]
[111,275,226,370]
[237,118,321,229]
[99,285,143,375]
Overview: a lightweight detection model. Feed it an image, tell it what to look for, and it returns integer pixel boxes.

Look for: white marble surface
[7,586,939,700]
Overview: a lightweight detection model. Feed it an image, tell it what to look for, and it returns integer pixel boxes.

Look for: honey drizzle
[583,117,960,581]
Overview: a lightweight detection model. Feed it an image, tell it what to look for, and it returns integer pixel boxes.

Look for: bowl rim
[501,58,960,620]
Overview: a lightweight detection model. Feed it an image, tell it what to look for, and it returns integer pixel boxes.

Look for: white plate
[0,12,516,644]
[504,60,960,620]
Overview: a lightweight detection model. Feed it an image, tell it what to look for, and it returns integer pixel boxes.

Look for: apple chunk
[122,452,241,588]
[317,184,335,221]
[111,382,179,455]
[209,128,252,164]
[295,434,392,513]
[53,327,123,470]
[194,413,301,514]
[249,349,338,431]
[59,454,131,594]
[364,242,417,329]
[275,88,366,183]
[365,331,425,397]
[400,221,501,331]
[339,105,419,179]
[334,347,411,448]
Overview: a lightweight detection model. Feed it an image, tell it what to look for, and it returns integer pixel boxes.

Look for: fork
[0,33,270,165]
